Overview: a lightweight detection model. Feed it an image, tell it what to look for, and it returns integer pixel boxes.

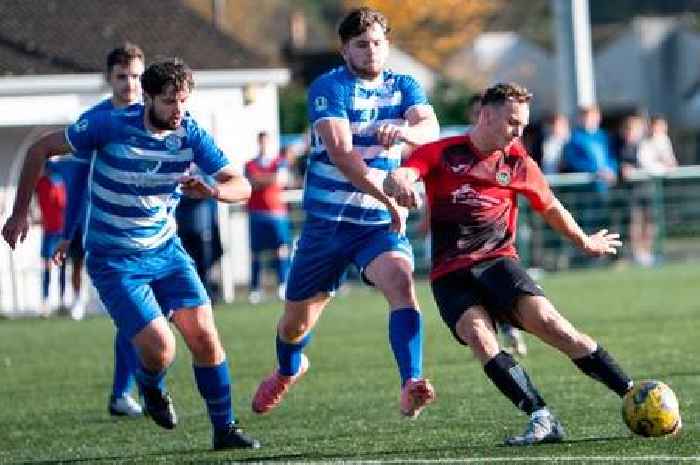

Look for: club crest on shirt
[314,95,328,112]
[496,171,511,186]
[165,133,182,153]
[74,119,89,132]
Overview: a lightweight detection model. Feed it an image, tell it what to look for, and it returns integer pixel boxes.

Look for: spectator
[541,114,570,175]
[245,131,292,304]
[638,116,678,175]
[620,115,676,266]
[175,165,224,300]
[563,105,617,237]
[35,160,67,316]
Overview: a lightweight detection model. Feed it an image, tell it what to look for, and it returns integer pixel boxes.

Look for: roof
[0,0,274,76]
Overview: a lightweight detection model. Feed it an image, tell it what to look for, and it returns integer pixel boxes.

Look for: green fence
[279,166,700,277]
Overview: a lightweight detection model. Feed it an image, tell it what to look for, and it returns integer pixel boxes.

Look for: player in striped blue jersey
[53,43,145,419]
[252,7,440,419]
[3,58,260,450]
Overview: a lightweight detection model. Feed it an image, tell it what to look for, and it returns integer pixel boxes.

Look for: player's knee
[456,315,492,352]
[278,320,311,342]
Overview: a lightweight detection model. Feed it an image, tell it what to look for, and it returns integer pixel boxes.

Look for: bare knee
[187,328,224,364]
[455,311,499,364]
[135,329,176,372]
[278,296,328,343]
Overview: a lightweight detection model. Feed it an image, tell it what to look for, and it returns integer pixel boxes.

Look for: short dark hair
[106,42,144,73]
[481,83,532,107]
[338,7,390,43]
[140,58,194,97]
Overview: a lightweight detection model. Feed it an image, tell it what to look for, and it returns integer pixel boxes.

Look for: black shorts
[430,257,544,345]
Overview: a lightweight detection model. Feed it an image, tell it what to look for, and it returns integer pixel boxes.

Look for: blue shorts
[86,237,210,340]
[249,211,291,252]
[285,215,413,301]
[41,232,62,259]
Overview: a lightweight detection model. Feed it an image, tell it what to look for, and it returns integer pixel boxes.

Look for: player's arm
[376,105,440,149]
[539,198,622,256]
[383,167,421,208]
[180,165,251,204]
[317,118,405,232]
[317,118,395,206]
[2,131,73,249]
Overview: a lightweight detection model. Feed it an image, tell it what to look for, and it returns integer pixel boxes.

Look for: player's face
[341,23,389,80]
[486,100,529,149]
[108,60,144,107]
[147,84,190,131]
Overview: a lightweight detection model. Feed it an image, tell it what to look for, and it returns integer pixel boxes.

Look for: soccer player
[244,131,292,304]
[383,83,633,445]
[2,58,260,450]
[53,43,146,418]
[251,7,440,419]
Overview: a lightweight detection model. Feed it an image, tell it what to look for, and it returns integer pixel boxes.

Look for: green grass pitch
[0,263,697,464]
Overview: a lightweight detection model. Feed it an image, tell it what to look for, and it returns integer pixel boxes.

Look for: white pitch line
[227,457,700,465]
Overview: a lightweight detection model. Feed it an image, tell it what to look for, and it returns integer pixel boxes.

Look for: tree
[344,0,503,68]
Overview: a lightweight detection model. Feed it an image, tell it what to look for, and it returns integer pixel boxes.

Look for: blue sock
[389,307,423,386]
[112,332,134,397]
[250,255,261,290]
[42,268,50,300]
[276,332,311,376]
[275,255,290,285]
[135,364,167,392]
[194,361,234,431]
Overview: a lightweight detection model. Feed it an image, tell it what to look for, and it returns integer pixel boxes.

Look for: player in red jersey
[384,83,634,445]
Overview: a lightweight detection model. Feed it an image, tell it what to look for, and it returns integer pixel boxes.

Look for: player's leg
[155,239,259,449]
[253,216,346,415]
[109,330,143,417]
[39,232,58,316]
[273,215,292,300]
[248,212,267,304]
[432,263,563,445]
[361,230,434,418]
[86,252,178,430]
[516,295,633,397]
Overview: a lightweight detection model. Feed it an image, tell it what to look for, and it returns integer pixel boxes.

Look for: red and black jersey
[404,134,555,281]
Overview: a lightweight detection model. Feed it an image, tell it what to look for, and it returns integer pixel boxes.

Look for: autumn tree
[344,0,503,68]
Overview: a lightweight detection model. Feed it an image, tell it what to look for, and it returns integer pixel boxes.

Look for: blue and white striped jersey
[305,65,429,225]
[65,105,229,256]
[59,98,140,244]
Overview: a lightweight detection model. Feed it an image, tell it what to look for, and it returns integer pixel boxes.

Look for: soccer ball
[622,380,681,437]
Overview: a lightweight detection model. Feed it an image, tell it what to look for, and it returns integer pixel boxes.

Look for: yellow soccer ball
[622,380,681,437]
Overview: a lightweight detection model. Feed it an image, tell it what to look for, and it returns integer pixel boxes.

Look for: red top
[245,157,287,214]
[404,134,554,280]
[36,174,66,233]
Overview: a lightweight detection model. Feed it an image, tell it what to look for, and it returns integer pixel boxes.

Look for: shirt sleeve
[65,110,110,154]
[190,122,231,176]
[519,157,555,212]
[308,76,347,124]
[398,75,429,117]
[403,142,441,179]
[61,161,90,241]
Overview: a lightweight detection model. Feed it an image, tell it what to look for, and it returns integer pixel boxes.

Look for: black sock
[483,351,546,415]
[572,345,633,397]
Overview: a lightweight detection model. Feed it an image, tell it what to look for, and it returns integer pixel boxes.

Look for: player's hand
[582,229,622,256]
[376,123,406,148]
[1,214,29,250]
[383,171,420,209]
[179,175,219,200]
[386,199,407,235]
[52,240,70,265]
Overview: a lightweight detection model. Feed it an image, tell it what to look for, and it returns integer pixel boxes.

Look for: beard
[148,107,178,130]
[347,59,382,80]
